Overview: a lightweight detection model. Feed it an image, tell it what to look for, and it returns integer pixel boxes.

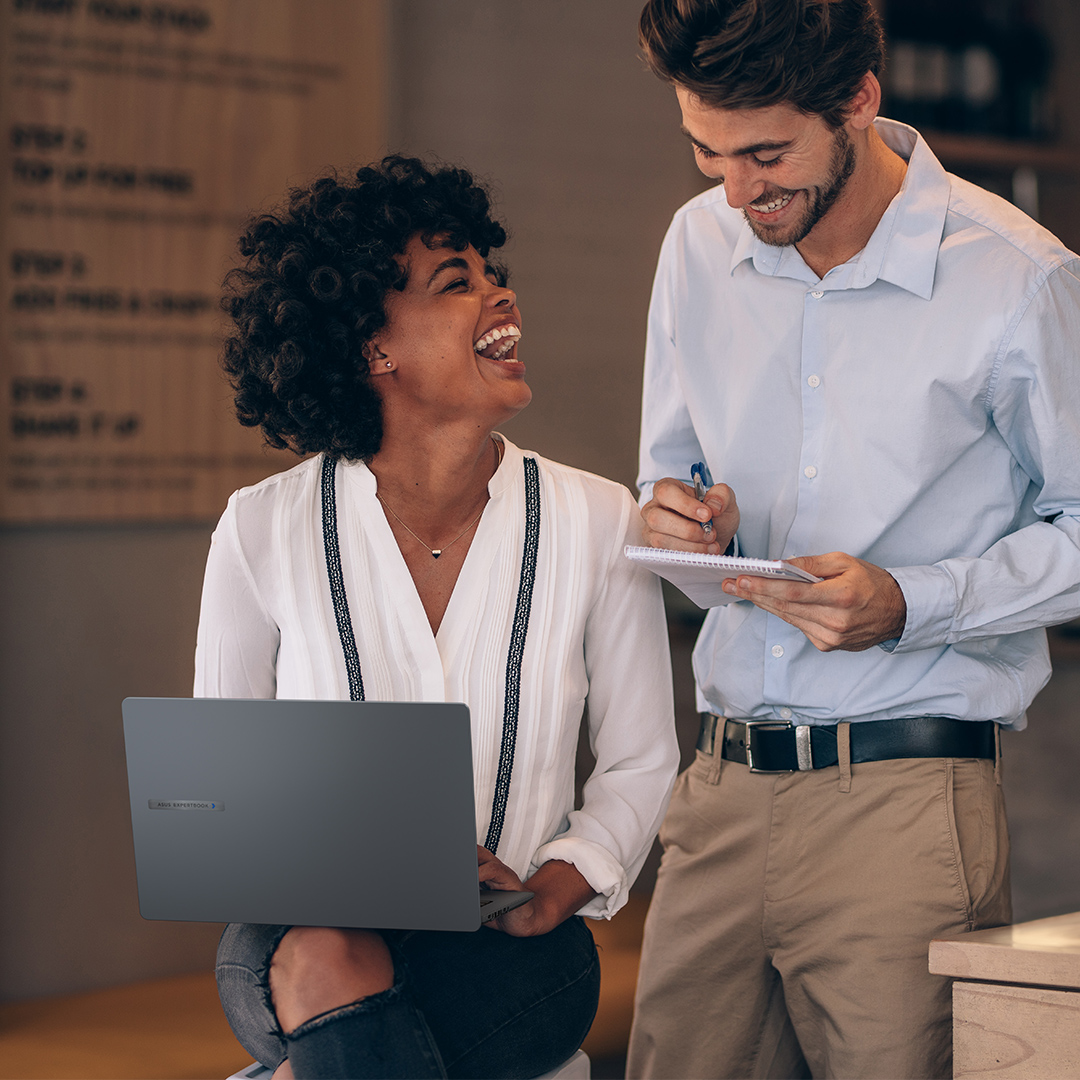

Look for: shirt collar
[729,118,950,299]
[487,433,520,498]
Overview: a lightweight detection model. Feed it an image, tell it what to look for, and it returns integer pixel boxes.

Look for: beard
[743,126,857,247]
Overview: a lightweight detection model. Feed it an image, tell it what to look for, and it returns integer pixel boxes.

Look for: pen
[690,461,713,539]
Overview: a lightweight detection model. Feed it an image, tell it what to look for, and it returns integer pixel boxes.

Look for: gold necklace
[377,437,503,559]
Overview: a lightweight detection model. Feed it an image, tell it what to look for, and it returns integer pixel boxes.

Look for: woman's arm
[194,493,279,698]
[478,847,597,937]
[533,487,680,920]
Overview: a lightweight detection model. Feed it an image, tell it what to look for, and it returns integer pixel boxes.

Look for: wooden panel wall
[1,0,386,522]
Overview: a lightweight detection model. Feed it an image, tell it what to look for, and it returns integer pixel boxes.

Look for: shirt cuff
[533,836,629,920]
[885,563,959,652]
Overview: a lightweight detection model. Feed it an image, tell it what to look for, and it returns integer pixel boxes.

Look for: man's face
[676,86,857,248]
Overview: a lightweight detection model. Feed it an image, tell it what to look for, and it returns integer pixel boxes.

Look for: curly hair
[639,0,885,128]
[221,155,508,461]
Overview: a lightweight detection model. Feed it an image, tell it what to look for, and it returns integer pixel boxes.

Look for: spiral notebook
[624,545,822,608]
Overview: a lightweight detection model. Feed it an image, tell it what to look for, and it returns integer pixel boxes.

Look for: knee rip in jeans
[285,981,407,1040]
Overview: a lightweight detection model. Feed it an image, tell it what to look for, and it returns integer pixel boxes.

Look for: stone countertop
[930,910,1080,989]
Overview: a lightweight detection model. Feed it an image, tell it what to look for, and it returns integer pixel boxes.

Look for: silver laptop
[122,697,532,932]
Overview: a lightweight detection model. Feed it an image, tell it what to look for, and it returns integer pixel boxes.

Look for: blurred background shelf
[880,0,1080,222]
[921,130,1080,174]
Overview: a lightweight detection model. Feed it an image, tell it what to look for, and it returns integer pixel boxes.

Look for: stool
[226,1047,590,1079]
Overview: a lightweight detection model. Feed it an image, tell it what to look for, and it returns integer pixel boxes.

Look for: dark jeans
[216,915,600,1079]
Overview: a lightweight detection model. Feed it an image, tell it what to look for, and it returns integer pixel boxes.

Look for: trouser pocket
[944,758,1011,930]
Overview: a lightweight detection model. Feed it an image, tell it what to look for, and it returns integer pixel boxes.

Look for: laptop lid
[122,697,526,932]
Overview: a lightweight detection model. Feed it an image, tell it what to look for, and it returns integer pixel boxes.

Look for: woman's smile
[373,234,531,422]
[473,321,521,361]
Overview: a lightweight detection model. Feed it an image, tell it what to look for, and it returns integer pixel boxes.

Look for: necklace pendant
[431,550,442,559]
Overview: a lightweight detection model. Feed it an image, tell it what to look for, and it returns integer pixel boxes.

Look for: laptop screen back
[122,697,483,931]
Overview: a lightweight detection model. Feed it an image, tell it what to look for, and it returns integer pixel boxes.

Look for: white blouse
[194,436,678,918]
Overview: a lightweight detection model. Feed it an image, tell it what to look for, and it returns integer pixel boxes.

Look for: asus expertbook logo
[148,799,224,811]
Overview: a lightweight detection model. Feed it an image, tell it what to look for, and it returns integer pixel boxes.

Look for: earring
[385,361,392,368]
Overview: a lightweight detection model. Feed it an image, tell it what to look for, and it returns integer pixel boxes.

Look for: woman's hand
[477,846,598,937]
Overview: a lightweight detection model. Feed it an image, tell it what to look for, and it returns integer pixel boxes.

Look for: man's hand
[477,847,597,937]
[641,477,740,555]
[722,551,907,651]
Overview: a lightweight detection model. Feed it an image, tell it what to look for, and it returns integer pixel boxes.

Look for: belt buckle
[744,721,814,772]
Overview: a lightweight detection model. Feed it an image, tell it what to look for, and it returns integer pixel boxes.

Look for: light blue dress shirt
[638,119,1080,729]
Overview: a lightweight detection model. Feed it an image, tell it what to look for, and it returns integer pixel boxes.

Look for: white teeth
[751,192,794,214]
[473,324,521,354]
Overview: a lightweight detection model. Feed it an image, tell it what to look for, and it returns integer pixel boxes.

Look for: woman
[195,156,678,1080]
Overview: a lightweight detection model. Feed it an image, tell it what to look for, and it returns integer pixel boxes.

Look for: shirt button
[780,707,793,720]
[771,644,785,658]
[807,374,821,388]
[804,465,817,478]
[811,290,824,298]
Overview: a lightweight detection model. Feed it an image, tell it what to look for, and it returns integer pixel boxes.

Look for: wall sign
[1,0,385,522]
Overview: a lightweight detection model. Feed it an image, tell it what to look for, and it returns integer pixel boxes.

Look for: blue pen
[690,461,714,538]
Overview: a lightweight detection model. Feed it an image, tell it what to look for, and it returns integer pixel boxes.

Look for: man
[626,1,1080,1078]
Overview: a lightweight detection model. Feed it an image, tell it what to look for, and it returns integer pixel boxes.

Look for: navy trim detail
[320,453,541,853]
[321,454,365,702]
[484,456,540,855]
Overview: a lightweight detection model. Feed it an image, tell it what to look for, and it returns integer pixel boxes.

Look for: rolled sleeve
[533,837,629,919]
[541,492,679,920]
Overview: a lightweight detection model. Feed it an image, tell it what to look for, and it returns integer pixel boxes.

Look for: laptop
[121,697,532,932]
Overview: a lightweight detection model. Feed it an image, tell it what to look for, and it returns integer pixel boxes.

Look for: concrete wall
[0,0,704,1002]
[2,0,1079,1002]
[388,0,708,490]
[0,525,218,999]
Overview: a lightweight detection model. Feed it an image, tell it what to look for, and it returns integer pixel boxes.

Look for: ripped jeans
[216,915,599,1079]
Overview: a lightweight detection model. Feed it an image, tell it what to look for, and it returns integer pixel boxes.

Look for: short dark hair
[221,155,507,461]
[639,0,885,128]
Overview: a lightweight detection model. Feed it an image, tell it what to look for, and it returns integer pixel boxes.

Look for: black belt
[698,713,997,773]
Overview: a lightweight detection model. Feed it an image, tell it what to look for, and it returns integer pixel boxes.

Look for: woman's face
[370,233,531,428]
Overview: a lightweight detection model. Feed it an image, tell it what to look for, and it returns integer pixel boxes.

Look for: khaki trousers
[627,738,1011,1080]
